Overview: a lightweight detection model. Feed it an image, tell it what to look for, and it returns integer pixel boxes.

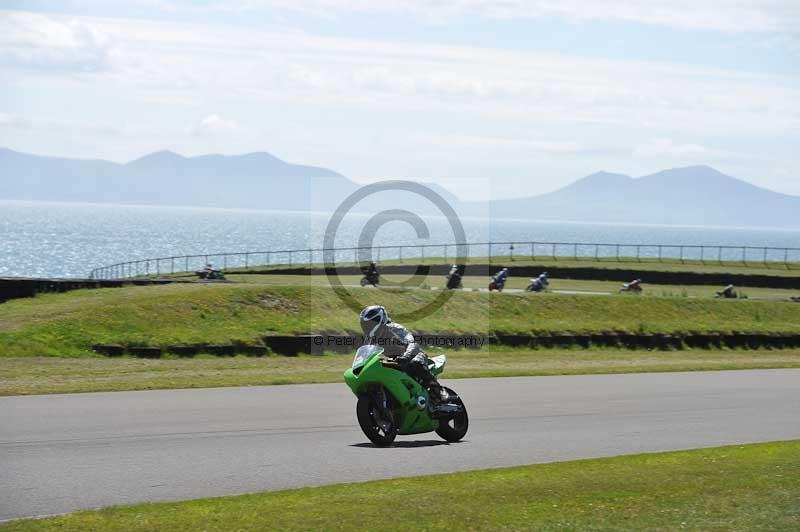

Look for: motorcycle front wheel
[435,387,469,442]
[356,394,397,447]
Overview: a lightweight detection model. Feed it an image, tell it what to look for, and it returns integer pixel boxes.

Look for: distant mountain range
[2,147,798,228]
[477,166,800,229]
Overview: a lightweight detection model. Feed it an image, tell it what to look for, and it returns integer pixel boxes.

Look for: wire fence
[88,241,800,279]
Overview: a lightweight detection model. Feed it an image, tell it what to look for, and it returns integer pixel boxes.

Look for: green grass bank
[3,282,800,357]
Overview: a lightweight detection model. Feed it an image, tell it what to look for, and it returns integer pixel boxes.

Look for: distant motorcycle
[526,272,550,293]
[360,272,380,287]
[360,262,380,287]
[488,279,505,292]
[715,284,738,299]
[620,279,642,293]
[196,265,225,280]
[446,264,464,290]
[489,268,508,292]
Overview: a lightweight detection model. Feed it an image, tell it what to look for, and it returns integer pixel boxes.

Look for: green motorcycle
[344,344,469,446]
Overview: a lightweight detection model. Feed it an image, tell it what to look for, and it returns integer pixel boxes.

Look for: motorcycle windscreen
[352,344,384,370]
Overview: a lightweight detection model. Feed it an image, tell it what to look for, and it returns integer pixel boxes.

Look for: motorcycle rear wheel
[435,387,469,442]
[356,394,397,447]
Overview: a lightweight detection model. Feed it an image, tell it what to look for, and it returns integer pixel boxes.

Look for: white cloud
[633,138,733,160]
[156,0,800,33]
[414,132,583,154]
[188,114,239,136]
[0,11,114,72]
[2,10,797,139]
[0,113,31,129]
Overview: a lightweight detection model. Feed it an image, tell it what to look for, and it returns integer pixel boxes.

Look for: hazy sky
[1,1,798,200]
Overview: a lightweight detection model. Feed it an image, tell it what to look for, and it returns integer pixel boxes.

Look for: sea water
[1,200,799,278]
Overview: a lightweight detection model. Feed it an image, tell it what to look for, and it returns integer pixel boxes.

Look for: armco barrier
[0,277,179,303]
[250,264,800,289]
[258,332,800,355]
[91,331,800,358]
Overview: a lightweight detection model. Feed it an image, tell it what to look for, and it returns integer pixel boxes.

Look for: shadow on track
[350,439,462,449]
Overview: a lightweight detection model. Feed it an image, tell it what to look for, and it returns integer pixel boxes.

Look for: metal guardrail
[88,241,800,279]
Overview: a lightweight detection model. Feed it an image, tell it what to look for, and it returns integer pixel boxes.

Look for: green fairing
[344,354,439,435]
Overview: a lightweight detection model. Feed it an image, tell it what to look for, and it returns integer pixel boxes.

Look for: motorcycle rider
[359,305,446,406]
[446,264,463,289]
[492,267,509,289]
[528,271,549,292]
[365,261,379,283]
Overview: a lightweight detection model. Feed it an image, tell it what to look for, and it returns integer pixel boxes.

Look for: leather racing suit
[368,320,440,395]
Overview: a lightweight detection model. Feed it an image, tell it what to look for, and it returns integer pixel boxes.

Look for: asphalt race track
[2,369,799,521]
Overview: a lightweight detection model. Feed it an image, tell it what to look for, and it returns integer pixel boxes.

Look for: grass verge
[3,349,800,396]
[226,273,800,300]
[2,283,800,356]
[3,441,798,531]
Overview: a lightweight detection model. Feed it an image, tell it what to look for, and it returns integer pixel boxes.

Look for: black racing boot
[426,380,448,408]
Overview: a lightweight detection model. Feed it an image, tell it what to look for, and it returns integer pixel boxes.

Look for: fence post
[680,246,684,264]
[616,244,620,261]
[636,245,641,262]
[763,247,768,265]
[573,243,578,260]
[658,245,662,262]
[245,253,249,269]
[399,246,403,263]
[717,246,722,264]
[171,258,175,274]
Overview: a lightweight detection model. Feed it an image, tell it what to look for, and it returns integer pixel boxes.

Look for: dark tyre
[435,387,468,442]
[356,394,397,447]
